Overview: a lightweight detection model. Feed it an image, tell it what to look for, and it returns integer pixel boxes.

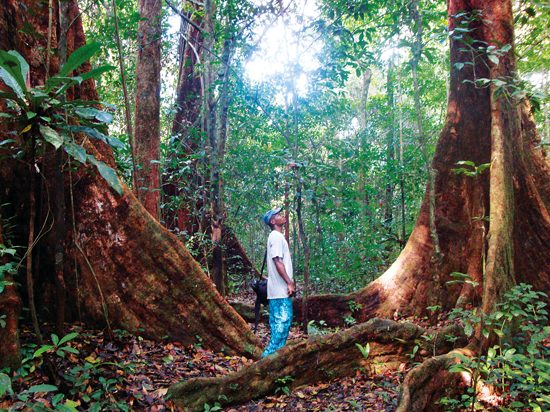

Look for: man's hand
[287,281,295,297]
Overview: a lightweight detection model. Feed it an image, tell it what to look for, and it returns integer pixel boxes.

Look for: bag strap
[259,248,267,279]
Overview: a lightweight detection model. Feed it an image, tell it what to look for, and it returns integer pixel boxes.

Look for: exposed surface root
[168,318,464,410]
[396,347,474,412]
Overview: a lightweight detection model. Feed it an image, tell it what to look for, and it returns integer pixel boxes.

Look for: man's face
[270,212,286,226]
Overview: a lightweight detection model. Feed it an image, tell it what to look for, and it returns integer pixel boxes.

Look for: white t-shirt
[266,230,293,299]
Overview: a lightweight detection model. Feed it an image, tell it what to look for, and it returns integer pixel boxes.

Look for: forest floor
[1,290,430,412]
[2,322,403,412]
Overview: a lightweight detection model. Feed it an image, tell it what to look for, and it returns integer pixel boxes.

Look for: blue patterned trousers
[261,297,293,358]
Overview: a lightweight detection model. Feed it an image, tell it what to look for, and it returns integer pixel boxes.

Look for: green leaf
[355,342,370,358]
[0,66,25,101]
[487,54,499,65]
[74,107,98,119]
[78,65,115,82]
[58,332,78,346]
[33,345,54,357]
[40,124,63,149]
[494,329,505,338]
[73,107,113,124]
[56,403,79,412]
[450,272,472,280]
[24,384,58,393]
[0,90,18,100]
[64,141,87,163]
[0,50,28,100]
[52,392,64,405]
[455,160,475,168]
[451,352,472,364]
[45,76,77,93]
[8,51,30,82]
[94,110,113,124]
[59,42,101,78]
[106,135,125,149]
[88,157,123,195]
[449,364,471,373]
[52,333,59,346]
[0,373,12,397]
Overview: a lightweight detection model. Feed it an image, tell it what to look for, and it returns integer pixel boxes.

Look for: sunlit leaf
[0,50,28,101]
[59,42,101,77]
[40,124,63,149]
[24,384,58,393]
[89,157,123,195]
[64,141,87,163]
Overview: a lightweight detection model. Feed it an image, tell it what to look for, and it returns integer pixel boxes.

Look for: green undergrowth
[439,284,550,411]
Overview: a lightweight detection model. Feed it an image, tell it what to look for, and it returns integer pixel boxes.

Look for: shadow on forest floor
[2,289,413,412]
[2,321,401,412]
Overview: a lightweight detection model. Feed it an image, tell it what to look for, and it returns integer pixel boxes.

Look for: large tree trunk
[290,0,550,326]
[134,0,162,219]
[163,1,203,234]
[0,0,263,363]
[179,0,550,408]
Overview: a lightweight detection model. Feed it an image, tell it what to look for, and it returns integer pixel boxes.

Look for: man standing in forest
[262,207,295,358]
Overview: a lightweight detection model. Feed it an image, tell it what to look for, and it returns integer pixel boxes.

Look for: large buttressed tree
[169,0,550,408]
[0,0,263,368]
[290,0,550,327]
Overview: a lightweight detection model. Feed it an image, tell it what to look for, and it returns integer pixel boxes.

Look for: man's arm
[273,256,295,297]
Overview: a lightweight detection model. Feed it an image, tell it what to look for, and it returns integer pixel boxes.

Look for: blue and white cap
[263,207,283,226]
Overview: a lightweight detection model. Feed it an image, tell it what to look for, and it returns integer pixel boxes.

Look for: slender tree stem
[398,62,406,245]
[26,138,42,346]
[112,0,137,193]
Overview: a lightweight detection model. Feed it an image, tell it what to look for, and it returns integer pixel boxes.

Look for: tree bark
[0,0,263,360]
[0,220,22,370]
[134,0,162,219]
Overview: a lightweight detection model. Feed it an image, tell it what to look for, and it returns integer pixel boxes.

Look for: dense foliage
[68,0,550,292]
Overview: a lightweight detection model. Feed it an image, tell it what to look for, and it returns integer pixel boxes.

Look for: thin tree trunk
[134,0,161,219]
[398,64,406,245]
[385,57,395,233]
[55,0,70,335]
[112,0,137,192]
[358,69,372,221]
[26,138,43,346]
[164,2,202,234]
[545,69,549,144]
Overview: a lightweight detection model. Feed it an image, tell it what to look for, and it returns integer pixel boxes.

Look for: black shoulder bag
[250,249,268,333]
